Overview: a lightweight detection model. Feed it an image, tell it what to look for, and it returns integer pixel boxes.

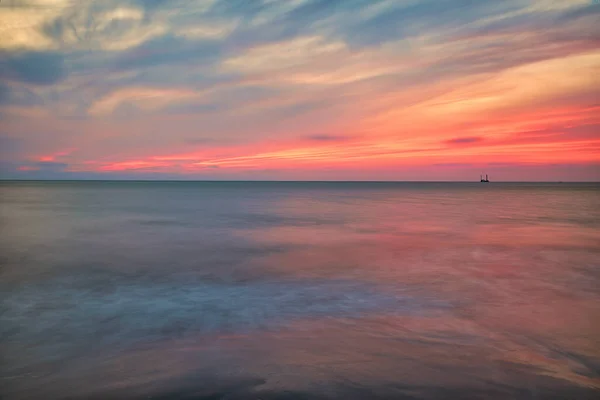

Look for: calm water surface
[1,181,599,399]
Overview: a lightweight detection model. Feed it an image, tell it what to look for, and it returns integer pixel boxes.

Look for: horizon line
[1,179,598,183]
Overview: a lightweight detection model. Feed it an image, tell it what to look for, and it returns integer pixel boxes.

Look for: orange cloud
[37,149,76,162]
[2,0,599,181]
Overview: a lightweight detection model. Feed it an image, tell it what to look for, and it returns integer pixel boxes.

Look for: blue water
[1,181,599,399]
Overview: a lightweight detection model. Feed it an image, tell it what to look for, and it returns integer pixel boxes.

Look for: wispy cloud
[445,137,484,145]
[0,0,599,181]
[304,134,353,142]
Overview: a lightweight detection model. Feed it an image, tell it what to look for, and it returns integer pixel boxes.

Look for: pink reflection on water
[219,187,600,393]
[2,183,598,399]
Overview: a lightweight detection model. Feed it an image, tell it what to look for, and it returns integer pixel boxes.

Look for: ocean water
[1,181,599,400]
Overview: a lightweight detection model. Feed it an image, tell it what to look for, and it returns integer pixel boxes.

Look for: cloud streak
[0,0,599,181]
[445,137,483,145]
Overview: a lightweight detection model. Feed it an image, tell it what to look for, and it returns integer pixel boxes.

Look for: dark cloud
[485,162,522,167]
[287,0,345,17]
[209,0,266,19]
[225,20,306,52]
[305,134,352,142]
[347,0,522,46]
[555,3,600,24]
[455,2,599,40]
[445,136,483,145]
[113,35,222,71]
[219,0,352,51]
[59,0,596,95]
[271,100,328,119]
[495,124,600,146]
[426,3,598,82]
[0,51,66,85]
[222,0,369,48]
[42,15,67,42]
[434,163,474,167]
[134,0,171,10]
[283,0,359,25]
[0,83,44,107]
[424,40,580,79]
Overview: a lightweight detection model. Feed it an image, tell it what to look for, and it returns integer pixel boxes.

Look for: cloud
[40,1,167,51]
[0,83,44,106]
[555,3,600,24]
[161,101,221,115]
[209,0,266,19]
[433,163,474,167]
[0,51,65,85]
[87,86,203,116]
[34,161,69,170]
[223,35,346,74]
[445,136,484,145]
[0,0,599,181]
[457,2,599,40]
[284,0,349,22]
[346,0,523,47]
[184,137,219,145]
[305,134,352,142]
[0,83,9,104]
[12,161,69,173]
[0,1,70,51]
[269,99,328,119]
[0,137,25,159]
[175,22,238,40]
[496,124,600,147]
[133,0,171,11]
[113,34,221,71]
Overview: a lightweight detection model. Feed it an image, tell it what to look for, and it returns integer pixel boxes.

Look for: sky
[0,0,599,181]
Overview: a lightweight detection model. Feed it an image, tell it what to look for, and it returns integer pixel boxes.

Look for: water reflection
[1,182,599,399]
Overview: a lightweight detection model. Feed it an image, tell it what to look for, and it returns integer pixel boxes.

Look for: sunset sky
[0,0,598,181]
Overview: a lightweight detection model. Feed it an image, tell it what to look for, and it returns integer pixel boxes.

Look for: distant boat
[480,174,489,183]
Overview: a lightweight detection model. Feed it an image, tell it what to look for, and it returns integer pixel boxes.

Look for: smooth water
[1,181,599,399]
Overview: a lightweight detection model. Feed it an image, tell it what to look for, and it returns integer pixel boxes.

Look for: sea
[1,181,599,400]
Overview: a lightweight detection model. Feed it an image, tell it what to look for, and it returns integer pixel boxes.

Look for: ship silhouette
[480,174,489,183]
